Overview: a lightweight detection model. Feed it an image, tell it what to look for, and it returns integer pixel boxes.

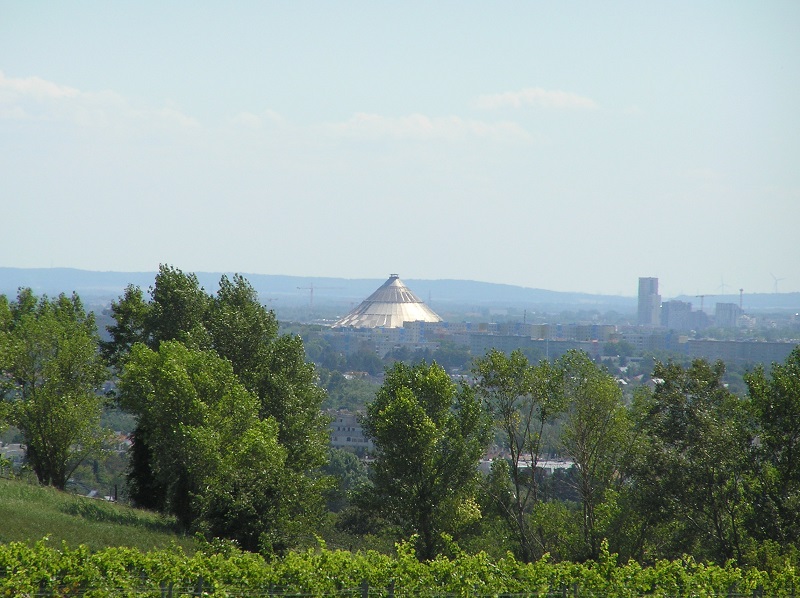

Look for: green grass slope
[0,477,196,552]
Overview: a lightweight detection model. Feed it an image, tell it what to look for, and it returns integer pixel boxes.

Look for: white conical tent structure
[333,274,442,328]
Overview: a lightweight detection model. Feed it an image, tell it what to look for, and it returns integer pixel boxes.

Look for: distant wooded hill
[1,268,798,312]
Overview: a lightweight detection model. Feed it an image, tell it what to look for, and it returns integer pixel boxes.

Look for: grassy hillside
[0,477,196,552]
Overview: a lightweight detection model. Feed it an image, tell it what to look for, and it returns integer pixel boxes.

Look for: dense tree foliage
[322,448,370,513]
[317,369,378,411]
[558,350,630,561]
[627,359,751,563]
[745,346,800,545]
[385,341,472,371]
[116,340,300,552]
[104,266,329,552]
[362,361,490,560]
[472,349,566,562]
[0,290,107,489]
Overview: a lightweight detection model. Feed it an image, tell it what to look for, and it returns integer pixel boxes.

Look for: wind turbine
[770,273,785,294]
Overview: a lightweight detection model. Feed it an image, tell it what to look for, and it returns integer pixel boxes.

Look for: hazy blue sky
[2,2,798,297]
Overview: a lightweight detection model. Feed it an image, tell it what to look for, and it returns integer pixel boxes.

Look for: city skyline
[3,267,798,314]
[2,2,798,298]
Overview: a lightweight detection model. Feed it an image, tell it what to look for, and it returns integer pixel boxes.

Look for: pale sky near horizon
[1,2,798,298]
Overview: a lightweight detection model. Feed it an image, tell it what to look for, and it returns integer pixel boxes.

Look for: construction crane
[695,294,714,312]
[717,276,731,297]
[297,283,343,307]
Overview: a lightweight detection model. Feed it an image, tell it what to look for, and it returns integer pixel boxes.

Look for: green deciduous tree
[472,349,565,562]
[745,346,800,545]
[0,289,107,489]
[104,267,209,508]
[100,285,149,370]
[146,267,211,349]
[253,333,329,471]
[101,266,211,369]
[206,273,278,384]
[118,340,307,552]
[107,268,328,471]
[322,448,370,512]
[363,361,490,560]
[105,267,330,552]
[191,419,294,553]
[628,359,751,564]
[557,350,631,561]
[118,341,250,526]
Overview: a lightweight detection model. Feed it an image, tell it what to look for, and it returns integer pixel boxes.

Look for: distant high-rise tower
[638,277,661,326]
[714,302,743,329]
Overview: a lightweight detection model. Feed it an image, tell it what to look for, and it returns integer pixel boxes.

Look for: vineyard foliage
[0,538,798,597]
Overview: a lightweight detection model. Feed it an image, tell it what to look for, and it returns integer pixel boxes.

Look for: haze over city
[2,2,798,298]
